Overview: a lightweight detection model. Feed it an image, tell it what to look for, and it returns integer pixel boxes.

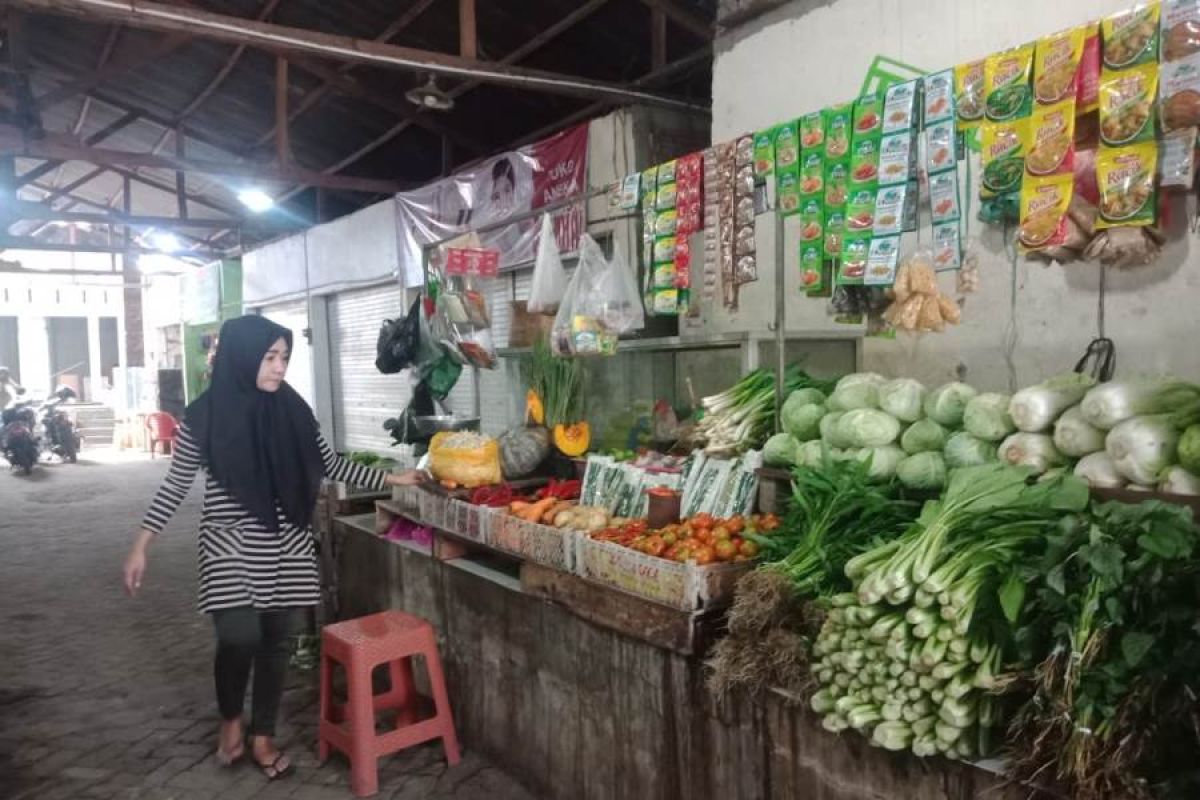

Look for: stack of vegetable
[808,464,1089,759]
[523,338,590,457]
[763,370,1200,496]
[591,512,776,565]
[696,367,836,455]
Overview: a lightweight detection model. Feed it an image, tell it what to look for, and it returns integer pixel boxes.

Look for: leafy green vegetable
[830,372,886,410]
[1052,405,1107,457]
[879,378,927,423]
[963,392,1016,442]
[943,431,997,468]
[763,432,802,467]
[997,432,1064,474]
[1105,414,1180,485]
[896,452,947,490]
[836,408,901,448]
[901,419,948,454]
[924,382,978,427]
[1008,373,1095,433]
[781,395,826,442]
[1179,424,1200,474]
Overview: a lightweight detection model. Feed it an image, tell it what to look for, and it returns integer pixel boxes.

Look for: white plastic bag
[552,234,646,356]
[527,214,567,314]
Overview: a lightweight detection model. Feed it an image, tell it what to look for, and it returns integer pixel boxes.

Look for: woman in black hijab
[123,315,426,780]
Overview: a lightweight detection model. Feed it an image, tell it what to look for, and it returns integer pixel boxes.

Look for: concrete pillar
[17,315,51,393]
[122,255,144,367]
[87,314,103,402]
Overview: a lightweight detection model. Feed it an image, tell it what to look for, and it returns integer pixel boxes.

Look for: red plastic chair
[319,610,461,796]
[145,412,179,458]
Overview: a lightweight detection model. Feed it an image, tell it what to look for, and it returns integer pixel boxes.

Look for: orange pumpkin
[552,421,590,457]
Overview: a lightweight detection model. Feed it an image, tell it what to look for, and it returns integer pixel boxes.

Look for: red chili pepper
[470,484,514,507]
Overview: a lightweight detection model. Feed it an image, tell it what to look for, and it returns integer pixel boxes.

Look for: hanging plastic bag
[552,234,646,356]
[374,296,422,374]
[527,214,567,314]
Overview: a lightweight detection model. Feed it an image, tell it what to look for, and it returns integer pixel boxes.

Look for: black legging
[211,606,300,737]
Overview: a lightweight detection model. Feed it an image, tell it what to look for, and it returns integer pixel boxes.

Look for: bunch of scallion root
[809,463,1089,758]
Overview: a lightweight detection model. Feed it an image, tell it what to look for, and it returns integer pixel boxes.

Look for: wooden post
[175,127,187,219]
[458,0,476,60]
[275,55,290,165]
[651,8,666,69]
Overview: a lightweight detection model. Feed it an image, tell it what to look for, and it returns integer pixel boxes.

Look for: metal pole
[774,208,786,434]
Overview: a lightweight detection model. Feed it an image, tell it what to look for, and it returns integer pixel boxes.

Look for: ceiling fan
[405,74,454,111]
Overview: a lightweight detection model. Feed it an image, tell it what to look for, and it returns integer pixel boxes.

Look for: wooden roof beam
[636,0,712,41]
[9,0,707,113]
[15,109,138,187]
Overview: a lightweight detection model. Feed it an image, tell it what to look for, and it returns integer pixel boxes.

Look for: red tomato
[661,532,677,546]
[692,545,716,566]
[694,529,714,546]
[643,535,666,558]
[738,540,760,558]
[714,539,738,562]
[726,516,745,534]
[691,513,714,529]
[711,525,731,541]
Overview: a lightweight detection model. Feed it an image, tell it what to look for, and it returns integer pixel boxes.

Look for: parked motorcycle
[1,401,40,475]
[40,386,80,463]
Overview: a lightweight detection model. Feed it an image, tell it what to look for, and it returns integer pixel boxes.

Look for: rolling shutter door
[329,284,410,453]
[257,300,315,409]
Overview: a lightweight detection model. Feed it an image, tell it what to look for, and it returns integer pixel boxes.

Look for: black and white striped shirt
[141,423,388,613]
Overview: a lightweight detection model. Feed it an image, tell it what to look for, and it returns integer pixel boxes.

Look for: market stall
[328,3,1200,798]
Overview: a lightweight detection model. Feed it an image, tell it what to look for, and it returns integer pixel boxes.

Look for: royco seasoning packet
[801,111,826,151]
[777,169,802,215]
[879,133,915,186]
[824,103,853,160]
[1162,0,1200,62]
[873,184,907,236]
[838,233,870,285]
[1096,142,1158,228]
[932,222,963,270]
[800,151,825,197]
[824,209,846,259]
[846,185,877,233]
[1099,63,1159,145]
[1026,99,1077,176]
[1018,173,1073,251]
[865,236,900,285]
[798,198,824,246]
[799,243,823,292]
[883,80,919,134]
[924,70,955,124]
[752,130,776,180]
[775,121,800,171]
[853,93,883,139]
[1102,2,1161,70]
[824,160,850,208]
[955,59,987,128]
[850,137,881,185]
[1160,52,1200,131]
[1035,27,1086,105]
[985,44,1035,122]
[925,120,957,174]
[981,117,1029,197]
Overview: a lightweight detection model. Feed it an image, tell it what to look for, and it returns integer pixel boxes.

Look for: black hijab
[185,315,324,532]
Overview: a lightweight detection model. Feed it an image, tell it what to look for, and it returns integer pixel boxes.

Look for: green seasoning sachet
[753,129,776,179]
[775,120,800,170]
[824,103,853,160]
[853,93,883,139]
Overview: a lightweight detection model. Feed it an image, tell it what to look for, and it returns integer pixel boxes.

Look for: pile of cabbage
[761,372,1200,495]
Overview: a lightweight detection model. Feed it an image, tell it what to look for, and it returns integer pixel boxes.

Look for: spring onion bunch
[696,367,836,455]
[810,464,1089,759]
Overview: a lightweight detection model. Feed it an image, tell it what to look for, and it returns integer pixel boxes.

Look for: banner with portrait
[393,124,588,286]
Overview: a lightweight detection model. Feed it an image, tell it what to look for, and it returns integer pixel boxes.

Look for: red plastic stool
[318,611,461,796]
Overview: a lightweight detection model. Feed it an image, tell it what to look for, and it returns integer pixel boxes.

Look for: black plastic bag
[375,296,421,374]
[383,381,438,444]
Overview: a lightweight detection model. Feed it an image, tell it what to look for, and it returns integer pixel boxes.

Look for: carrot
[518,497,557,522]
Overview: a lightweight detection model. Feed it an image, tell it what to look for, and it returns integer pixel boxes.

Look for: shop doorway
[48,316,89,398]
[0,317,18,378]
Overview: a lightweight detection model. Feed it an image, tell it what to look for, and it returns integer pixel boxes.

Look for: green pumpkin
[498,425,550,479]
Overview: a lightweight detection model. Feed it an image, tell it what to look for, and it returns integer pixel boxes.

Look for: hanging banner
[393,124,589,286]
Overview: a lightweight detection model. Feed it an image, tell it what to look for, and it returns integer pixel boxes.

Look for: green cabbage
[788,387,827,407]
[943,431,997,468]
[878,378,927,423]
[852,445,906,482]
[763,433,801,467]
[897,452,947,490]
[1073,452,1124,488]
[1159,465,1200,496]
[796,439,827,468]
[1178,424,1200,474]
[998,433,1065,474]
[820,411,851,448]
[963,393,1016,442]
[1052,405,1107,457]
[836,408,902,448]
[781,395,826,442]
[923,382,978,427]
[1105,414,1180,485]
[901,419,949,454]
[1008,373,1095,432]
[829,372,886,410]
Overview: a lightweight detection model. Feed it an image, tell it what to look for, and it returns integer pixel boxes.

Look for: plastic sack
[428,431,501,488]
[552,234,646,356]
[374,296,421,374]
[527,214,567,314]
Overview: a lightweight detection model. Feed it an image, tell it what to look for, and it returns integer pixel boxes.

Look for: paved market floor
[0,450,537,800]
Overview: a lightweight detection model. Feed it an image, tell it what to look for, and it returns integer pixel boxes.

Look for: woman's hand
[385,469,431,487]
[123,530,155,597]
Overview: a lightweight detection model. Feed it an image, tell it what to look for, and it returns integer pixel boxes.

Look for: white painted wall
[712,0,1200,390]
[0,270,126,396]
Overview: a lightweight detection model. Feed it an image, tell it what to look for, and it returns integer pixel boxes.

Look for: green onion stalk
[697,367,837,454]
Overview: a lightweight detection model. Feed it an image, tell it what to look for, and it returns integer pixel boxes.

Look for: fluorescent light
[238,188,275,213]
[149,231,181,253]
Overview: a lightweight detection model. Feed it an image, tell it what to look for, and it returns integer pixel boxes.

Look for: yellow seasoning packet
[1034,27,1085,105]
[985,44,1035,121]
[1026,99,1077,176]
[1019,173,1073,251]
[1099,62,1159,146]
[980,117,1029,197]
[955,59,986,128]
[1101,2,1161,70]
[1096,142,1158,229]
